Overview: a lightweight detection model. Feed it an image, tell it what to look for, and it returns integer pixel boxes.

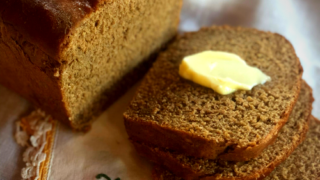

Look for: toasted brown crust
[0,0,184,61]
[131,82,313,180]
[0,21,71,126]
[125,118,227,159]
[134,117,310,180]
[0,0,100,59]
[124,26,303,161]
[152,118,319,180]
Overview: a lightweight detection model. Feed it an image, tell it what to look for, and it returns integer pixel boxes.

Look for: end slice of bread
[124,26,303,160]
[152,116,320,180]
[132,82,313,180]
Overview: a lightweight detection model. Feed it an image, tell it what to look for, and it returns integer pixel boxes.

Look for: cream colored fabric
[10,85,152,180]
[48,84,152,180]
[0,85,30,180]
[15,110,53,180]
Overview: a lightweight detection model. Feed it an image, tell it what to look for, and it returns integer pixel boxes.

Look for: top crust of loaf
[0,0,101,59]
[124,26,303,160]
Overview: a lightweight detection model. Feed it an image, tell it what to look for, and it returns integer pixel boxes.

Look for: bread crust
[0,0,182,130]
[133,82,313,180]
[0,0,100,59]
[0,21,71,126]
[134,118,310,180]
[0,20,176,130]
[124,26,304,160]
[152,117,318,180]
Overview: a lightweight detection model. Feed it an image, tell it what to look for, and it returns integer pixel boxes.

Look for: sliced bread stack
[123,26,317,179]
[152,116,320,180]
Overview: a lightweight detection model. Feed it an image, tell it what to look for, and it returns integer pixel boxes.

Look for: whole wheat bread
[265,117,320,180]
[124,26,303,160]
[152,116,320,180]
[0,0,182,130]
[132,82,313,180]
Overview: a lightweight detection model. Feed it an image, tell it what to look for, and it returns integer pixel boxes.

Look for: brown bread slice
[124,26,303,160]
[132,82,313,180]
[265,117,320,180]
[0,0,182,130]
[152,117,320,180]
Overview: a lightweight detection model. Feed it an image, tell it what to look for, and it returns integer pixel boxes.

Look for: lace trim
[15,109,53,180]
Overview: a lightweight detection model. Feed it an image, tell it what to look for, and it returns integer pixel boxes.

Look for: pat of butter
[179,51,271,95]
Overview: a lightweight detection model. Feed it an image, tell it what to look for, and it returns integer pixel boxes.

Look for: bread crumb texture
[0,0,181,129]
[265,118,320,180]
[153,118,319,180]
[59,0,180,127]
[125,26,302,147]
[151,83,314,180]
[177,84,311,177]
[142,83,313,179]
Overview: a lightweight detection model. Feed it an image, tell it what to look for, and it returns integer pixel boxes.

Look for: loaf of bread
[152,116,319,180]
[0,0,182,130]
[124,26,303,160]
[136,82,313,180]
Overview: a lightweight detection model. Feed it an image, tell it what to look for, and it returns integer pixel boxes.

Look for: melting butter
[179,51,271,95]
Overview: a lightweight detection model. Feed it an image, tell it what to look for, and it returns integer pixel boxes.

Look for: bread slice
[265,117,320,180]
[132,82,313,180]
[0,0,182,130]
[152,116,320,180]
[124,26,303,160]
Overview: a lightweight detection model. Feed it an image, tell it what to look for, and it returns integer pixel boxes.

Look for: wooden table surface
[0,0,319,179]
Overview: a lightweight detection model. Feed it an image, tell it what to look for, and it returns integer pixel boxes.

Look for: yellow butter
[179,51,271,95]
